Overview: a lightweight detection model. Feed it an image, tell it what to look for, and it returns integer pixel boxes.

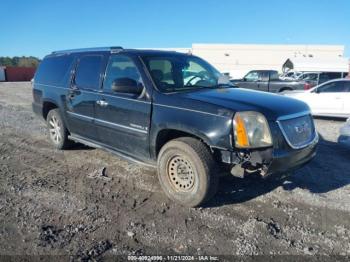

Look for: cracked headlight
[233,111,272,148]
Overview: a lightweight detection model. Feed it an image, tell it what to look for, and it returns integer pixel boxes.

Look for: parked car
[297,71,348,89]
[280,71,302,80]
[282,79,350,118]
[32,47,318,207]
[339,118,350,146]
[231,70,307,93]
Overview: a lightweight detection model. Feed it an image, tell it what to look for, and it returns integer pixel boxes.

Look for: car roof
[323,78,350,83]
[51,46,189,57]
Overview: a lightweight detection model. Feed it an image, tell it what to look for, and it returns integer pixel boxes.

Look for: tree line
[0,56,41,68]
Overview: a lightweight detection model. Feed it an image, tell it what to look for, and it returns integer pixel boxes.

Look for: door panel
[95,95,151,158]
[237,80,259,90]
[95,54,151,159]
[309,81,345,115]
[256,81,268,92]
[65,54,107,140]
[311,93,342,115]
[342,82,350,116]
[66,89,99,139]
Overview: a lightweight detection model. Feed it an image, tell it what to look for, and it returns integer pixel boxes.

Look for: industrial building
[157,44,346,78]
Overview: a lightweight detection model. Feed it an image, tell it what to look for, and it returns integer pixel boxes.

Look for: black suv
[32,47,318,207]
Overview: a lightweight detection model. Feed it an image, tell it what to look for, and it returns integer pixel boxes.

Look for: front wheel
[157,137,219,207]
[46,109,71,150]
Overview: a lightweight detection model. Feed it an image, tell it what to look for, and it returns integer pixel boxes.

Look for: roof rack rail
[52,46,123,54]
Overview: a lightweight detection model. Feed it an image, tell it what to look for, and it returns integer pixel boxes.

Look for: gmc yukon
[32,47,318,207]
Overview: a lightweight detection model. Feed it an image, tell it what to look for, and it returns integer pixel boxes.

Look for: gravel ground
[0,82,350,261]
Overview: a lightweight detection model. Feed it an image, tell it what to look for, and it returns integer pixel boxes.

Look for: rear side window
[35,54,74,86]
[319,72,342,84]
[269,72,279,80]
[318,81,345,93]
[75,55,104,90]
[302,73,318,81]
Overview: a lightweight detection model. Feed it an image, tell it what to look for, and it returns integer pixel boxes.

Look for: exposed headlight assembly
[233,111,273,148]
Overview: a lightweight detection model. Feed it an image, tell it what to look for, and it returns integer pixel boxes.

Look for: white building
[154,44,346,79]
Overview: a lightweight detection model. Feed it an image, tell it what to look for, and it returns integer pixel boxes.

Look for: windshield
[141,54,233,93]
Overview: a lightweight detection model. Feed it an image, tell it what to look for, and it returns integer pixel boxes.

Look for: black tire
[279,87,292,92]
[157,137,219,207]
[46,109,71,150]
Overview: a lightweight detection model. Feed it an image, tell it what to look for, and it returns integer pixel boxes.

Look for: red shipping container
[5,67,36,82]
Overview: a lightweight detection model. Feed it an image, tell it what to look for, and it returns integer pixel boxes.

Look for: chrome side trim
[95,118,148,134]
[36,83,69,90]
[67,111,93,122]
[67,111,147,134]
[276,110,311,121]
[100,92,151,104]
[153,103,230,118]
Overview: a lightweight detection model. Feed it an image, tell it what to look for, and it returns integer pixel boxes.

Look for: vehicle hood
[178,88,310,120]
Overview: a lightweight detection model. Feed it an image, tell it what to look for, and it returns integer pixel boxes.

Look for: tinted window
[103,55,142,93]
[269,71,280,80]
[244,71,259,81]
[149,59,175,85]
[142,55,225,92]
[75,55,103,90]
[319,72,342,84]
[317,81,346,93]
[35,54,74,86]
[301,73,318,81]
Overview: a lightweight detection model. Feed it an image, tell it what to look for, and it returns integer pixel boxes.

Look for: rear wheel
[46,109,71,150]
[279,87,293,92]
[157,137,219,207]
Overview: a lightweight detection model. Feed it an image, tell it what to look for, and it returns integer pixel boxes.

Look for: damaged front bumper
[219,132,318,179]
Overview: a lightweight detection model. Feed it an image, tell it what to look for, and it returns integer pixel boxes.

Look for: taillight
[304,83,311,90]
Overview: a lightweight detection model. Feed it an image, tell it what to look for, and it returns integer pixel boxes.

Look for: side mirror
[243,77,247,81]
[111,78,143,95]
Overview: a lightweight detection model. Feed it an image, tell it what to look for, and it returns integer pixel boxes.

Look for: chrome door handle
[96,100,108,107]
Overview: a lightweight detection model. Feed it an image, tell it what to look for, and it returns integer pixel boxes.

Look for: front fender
[150,104,234,159]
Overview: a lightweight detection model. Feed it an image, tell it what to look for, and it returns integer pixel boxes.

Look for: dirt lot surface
[0,82,350,261]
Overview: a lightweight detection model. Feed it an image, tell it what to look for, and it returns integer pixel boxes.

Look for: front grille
[278,114,316,149]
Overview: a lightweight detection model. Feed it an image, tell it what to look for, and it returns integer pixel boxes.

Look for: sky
[1,0,349,58]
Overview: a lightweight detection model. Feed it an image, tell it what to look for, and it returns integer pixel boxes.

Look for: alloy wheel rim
[49,115,62,144]
[167,155,195,192]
